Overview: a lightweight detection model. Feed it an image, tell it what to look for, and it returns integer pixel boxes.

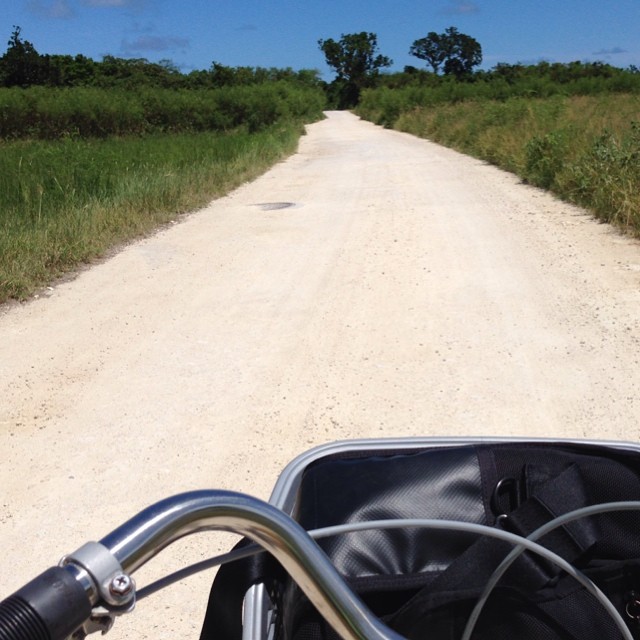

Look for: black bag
[200,441,640,640]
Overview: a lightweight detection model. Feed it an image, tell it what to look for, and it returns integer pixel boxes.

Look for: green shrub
[0,83,326,140]
[568,124,640,229]
[524,131,569,189]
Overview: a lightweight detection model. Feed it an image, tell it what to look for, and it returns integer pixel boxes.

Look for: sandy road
[2,110,640,637]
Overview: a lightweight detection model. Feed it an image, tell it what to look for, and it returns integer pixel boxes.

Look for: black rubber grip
[0,595,49,640]
[0,567,91,640]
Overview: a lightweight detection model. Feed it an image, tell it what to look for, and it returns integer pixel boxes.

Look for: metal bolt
[109,573,133,596]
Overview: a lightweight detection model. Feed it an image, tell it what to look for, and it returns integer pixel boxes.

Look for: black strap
[199,538,284,640]
[389,463,599,638]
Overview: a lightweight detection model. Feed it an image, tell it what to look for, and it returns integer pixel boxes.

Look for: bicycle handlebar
[0,490,402,640]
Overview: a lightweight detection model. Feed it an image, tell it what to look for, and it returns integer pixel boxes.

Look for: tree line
[318,28,639,108]
[2,25,638,112]
[0,26,322,90]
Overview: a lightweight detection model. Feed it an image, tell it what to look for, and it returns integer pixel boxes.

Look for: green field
[0,123,312,303]
[0,78,326,304]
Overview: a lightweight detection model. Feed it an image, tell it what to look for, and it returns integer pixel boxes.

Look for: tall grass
[363,66,640,127]
[0,83,326,139]
[0,123,306,302]
[357,93,640,235]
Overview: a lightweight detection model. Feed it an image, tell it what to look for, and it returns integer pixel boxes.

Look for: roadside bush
[524,131,570,189]
[568,124,640,230]
[0,82,326,140]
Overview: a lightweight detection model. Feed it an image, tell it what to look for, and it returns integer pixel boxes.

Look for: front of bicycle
[3,437,640,640]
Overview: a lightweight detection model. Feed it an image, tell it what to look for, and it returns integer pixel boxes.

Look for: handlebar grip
[0,567,91,640]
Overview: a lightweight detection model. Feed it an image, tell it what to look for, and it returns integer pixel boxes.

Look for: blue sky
[1,0,638,78]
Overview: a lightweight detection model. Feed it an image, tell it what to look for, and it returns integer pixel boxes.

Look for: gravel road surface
[2,111,640,637]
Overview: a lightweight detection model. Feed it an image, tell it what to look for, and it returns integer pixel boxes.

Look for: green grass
[357,93,640,236]
[0,83,327,139]
[0,123,307,302]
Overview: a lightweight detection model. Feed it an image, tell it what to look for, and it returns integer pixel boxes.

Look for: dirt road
[2,111,640,637]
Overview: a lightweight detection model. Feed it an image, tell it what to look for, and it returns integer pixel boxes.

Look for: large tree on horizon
[318,32,392,107]
[410,27,482,78]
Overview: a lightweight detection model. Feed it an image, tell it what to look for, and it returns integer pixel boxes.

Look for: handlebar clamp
[60,542,135,638]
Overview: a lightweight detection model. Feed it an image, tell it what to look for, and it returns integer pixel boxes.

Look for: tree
[409,32,447,74]
[410,27,482,79]
[442,27,482,78]
[43,54,97,87]
[0,26,44,87]
[318,32,392,107]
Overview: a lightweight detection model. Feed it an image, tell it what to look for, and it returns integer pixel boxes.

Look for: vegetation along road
[2,111,640,637]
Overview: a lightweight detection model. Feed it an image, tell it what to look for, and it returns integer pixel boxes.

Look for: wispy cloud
[441,0,480,15]
[26,0,75,19]
[80,0,142,6]
[592,47,627,56]
[121,34,189,54]
[26,0,149,20]
[517,57,552,66]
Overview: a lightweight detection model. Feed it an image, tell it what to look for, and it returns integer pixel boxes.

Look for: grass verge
[357,93,640,236]
[0,122,305,303]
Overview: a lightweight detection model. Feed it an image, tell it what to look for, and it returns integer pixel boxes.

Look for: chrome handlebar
[54,491,402,640]
[101,490,402,640]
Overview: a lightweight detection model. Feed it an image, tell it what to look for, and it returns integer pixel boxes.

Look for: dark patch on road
[254,202,296,211]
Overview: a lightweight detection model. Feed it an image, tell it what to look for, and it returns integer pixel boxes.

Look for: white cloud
[80,0,147,7]
[442,0,480,15]
[82,0,128,5]
[121,34,189,54]
[26,0,75,19]
[592,47,627,56]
